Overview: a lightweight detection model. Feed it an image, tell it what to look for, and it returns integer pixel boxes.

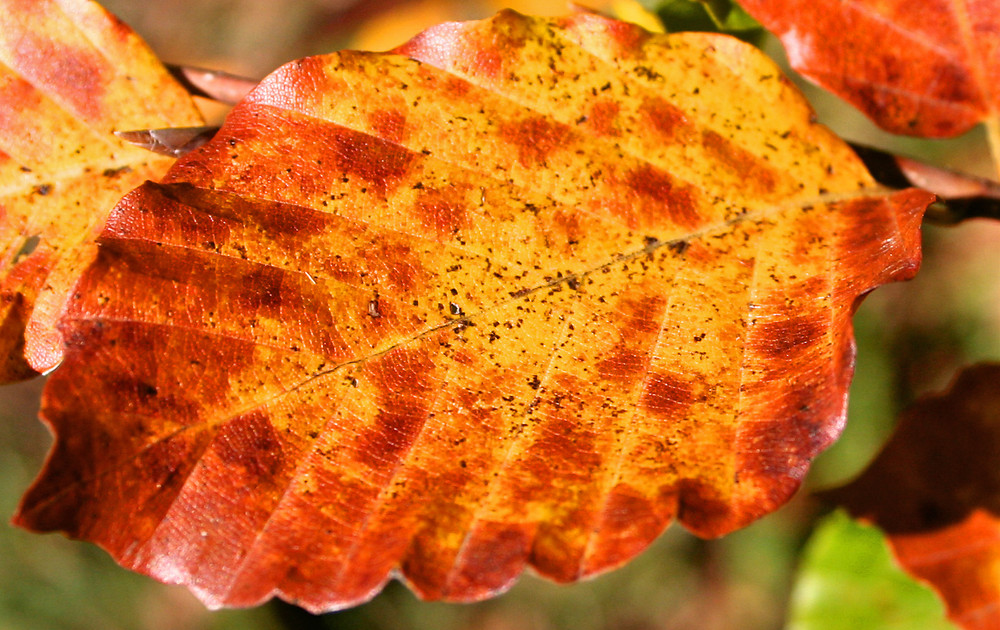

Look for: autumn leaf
[15,10,932,612]
[738,0,1000,169]
[826,363,1000,630]
[0,0,203,382]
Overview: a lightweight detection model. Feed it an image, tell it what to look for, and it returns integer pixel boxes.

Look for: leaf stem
[985,116,1000,183]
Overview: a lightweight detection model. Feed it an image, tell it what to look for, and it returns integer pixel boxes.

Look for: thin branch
[166,64,258,105]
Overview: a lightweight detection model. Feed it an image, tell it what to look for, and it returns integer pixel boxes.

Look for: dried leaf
[827,363,1000,630]
[0,0,202,381]
[15,11,932,611]
[739,0,998,139]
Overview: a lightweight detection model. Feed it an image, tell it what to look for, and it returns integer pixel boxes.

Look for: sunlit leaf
[739,0,999,141]
[0,0,202,381]
[15,10,931,612]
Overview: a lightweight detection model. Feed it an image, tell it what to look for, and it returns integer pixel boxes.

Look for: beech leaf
[739,0,999,140]
[0,0,203,382]
[826,363,1000,630]
[14,11,932,612]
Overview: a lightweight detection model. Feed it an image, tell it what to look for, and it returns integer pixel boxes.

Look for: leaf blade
[16,11,932,611]
[0,0,202,382]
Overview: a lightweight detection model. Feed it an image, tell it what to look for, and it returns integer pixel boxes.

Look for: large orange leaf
[738,0,999,140]
[0,0,202,381]
[827,363,1000,630]
[14,10,932,611]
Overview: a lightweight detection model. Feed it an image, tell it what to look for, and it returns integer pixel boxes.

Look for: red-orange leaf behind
[739,0,999,139]
[827,363,1000,630]
[0,0,202,381]
[15,11,932,611]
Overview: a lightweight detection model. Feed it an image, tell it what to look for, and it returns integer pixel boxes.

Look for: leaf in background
[738,0,1000,172]
[0,0,203,381]
[826,363,1000,630]
[787,510,956,630]
[15,10,931,611]
[657,0,763,42]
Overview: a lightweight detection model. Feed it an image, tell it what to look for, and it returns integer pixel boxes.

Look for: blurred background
[2,1,1000,628]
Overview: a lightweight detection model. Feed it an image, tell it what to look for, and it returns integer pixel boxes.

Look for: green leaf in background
[787,511,956,630]
[649,0,763,42]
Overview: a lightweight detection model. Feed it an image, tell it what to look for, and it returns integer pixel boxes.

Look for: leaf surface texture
[15,11,932,611]
[0,0,202,381]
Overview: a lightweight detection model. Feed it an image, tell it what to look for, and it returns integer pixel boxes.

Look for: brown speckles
[103,166,133,179]
[499,116,571,166]
[640,372,694,418]
[547,207,583,252]
[13,7,936,610]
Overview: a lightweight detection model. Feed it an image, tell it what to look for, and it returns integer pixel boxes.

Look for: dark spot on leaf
[332,128,415,196]
[639,96,696,143]
[753,315,825,358]
[677,478,732,534]
[499,116,571,166]
[356,349,435,467]
[597,345,646,385]
[414,189,470,237]
[369,108,407,143]
[213,411,285,482]
[625,165,699,229]
[11,28,107,122]
[444,521,532,597]
[586,100,620,136]
[103,166,133,178]
[641,372,693,418]
[702,130,778,196]
[236,267,284,312]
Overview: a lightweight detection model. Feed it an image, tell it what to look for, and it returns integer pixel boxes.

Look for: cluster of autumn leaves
[1,0,999,626]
